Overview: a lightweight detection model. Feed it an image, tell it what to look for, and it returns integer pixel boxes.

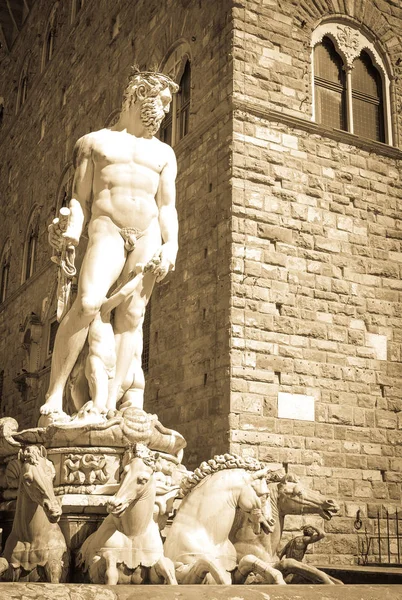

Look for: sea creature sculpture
[0,445,68,582]
[163,453,275,584]
[78,443,177,584]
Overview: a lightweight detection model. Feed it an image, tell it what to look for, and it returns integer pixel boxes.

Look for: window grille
[0,262,9,302]
[48,319,59,355]
[314,38,346,131]
[142,300,151,374]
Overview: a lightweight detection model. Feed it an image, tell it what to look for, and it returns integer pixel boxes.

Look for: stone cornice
[233,98,402,161]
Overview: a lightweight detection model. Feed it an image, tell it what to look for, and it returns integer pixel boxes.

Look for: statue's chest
[94,137,161,172]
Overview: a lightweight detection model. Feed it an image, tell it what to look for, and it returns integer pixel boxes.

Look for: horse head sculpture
[230,474,341,585]
[78,443,177,585]
[238,467,275,536]
[276,476,339,521]
[164,454,276,585]
[1,445,68,583]
[107,443,157,518]
[16,446,62,523]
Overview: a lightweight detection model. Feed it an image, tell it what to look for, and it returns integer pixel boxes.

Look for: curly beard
[140,96,166,136]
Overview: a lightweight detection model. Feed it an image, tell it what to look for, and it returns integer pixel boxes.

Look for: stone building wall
[229,0,402,564]
[0,0,401,567]
[0,0,234,454]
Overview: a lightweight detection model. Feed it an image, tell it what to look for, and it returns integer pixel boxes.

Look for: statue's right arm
[64,134,94,246]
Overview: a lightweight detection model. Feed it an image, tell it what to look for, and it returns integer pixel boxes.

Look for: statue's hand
[151,243,177,282]
[48,221,64,251]
[61,228,80,247]
[48,224,79,251]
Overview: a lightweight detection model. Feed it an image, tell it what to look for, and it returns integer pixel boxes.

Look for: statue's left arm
[153,144,178,282]
[305,527,325,545]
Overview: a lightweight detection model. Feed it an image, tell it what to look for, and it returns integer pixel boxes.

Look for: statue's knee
[80,296,102,319]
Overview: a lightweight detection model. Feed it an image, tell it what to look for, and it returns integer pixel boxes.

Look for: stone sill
[0,583,402,599]
[233,98,402,161]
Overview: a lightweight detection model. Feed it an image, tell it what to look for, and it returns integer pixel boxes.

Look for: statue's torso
[88,129,170,231]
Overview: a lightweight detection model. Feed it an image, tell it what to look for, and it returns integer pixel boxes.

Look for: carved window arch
[312,22,392,145]
[0,239,11,303]
[16,54,30,114]
[56,163,74,213]
[160,42,192,147]
[42,3,59,71]
[22,209,39,283]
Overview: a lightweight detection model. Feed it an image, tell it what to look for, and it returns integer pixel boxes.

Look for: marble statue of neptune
[41,70,179,421]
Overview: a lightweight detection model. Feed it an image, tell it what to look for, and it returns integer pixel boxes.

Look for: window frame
[311,21,393,145]
[22,209,39,284]
[159,42,192,148]
[16,54,30,115]
[0,239,11,303]
[41,3,59,71]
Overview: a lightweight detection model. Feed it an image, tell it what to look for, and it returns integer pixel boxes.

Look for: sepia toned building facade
[0,0,401,565]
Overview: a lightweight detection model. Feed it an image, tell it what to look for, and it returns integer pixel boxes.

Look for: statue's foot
[70,401,107,425]
[38,411,70,427]
[40,394,64,415]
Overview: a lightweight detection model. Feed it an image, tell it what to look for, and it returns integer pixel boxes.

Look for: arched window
[312,23,392,144]
[16,56,30,114]
[314,37,346,131]
[42,4,59,70]
[0,240,11,303]
[160,43,192,147]
[142,300,151,374]
[22,210,39,283]
[352,52,384,142]
[177,60,191,141]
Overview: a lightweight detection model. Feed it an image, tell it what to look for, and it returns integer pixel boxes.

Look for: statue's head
[122,69,179,136]
[303,526,316,537]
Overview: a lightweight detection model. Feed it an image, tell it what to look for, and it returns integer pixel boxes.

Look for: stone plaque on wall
[277,392,315,421]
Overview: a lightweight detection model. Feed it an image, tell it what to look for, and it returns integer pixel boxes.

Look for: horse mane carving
[181,454,271,496]
[122,442,158,470]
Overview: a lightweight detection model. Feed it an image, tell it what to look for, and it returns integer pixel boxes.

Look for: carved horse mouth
[321,503,340,521]
[107,499,131,517]
[43,500,62,523]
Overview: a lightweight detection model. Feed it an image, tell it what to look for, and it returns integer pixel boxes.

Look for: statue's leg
[176,559,231,584]
[150,557,177,585]
[275,558,338,585]
[44,558,63,583]
[85,316,116,413]
[236,554,286,585]
[108,228,160,410]
[43,230,126,415]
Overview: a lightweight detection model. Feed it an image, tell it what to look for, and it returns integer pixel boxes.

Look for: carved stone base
[0,584,401,599]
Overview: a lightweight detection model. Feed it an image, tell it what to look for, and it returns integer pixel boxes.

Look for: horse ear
[39,445,47,458]
[5,457,22,488]
[284,473,299,483]
[251,466,271,480]
[122,447,133,470]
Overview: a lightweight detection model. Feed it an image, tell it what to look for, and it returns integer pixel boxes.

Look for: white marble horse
[0,445,68,582]
[164,454,275,584]
[78,443,177,584]
[230,474,341,585]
